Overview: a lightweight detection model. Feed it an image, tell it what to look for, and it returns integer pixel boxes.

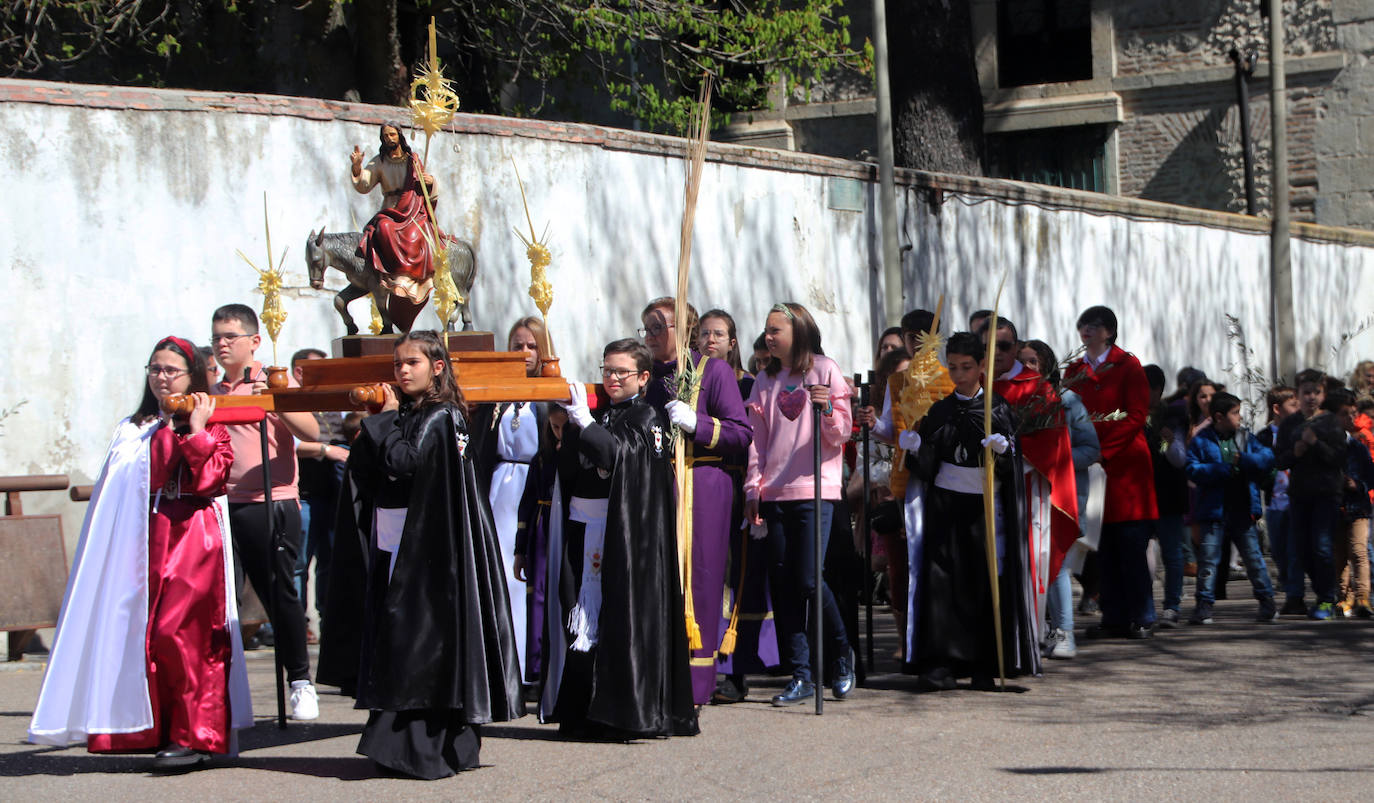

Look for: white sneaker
[289,680,319,721]
[1047,628,1077,659]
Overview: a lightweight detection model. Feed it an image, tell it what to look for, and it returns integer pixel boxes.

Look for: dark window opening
[997,0,1092,87]
[987,124,1108,192]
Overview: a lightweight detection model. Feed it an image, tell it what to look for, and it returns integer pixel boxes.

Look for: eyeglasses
[146,365,189,378]
[600,367,640,381]
[210,333,251,345]
[637,323,673,338]
[995,340,1015,352]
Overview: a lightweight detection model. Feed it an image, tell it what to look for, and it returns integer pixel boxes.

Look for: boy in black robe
[553,338,698,738]
[908,332,1037,691]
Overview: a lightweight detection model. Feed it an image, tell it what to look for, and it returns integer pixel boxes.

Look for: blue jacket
[1185,426,1273,520]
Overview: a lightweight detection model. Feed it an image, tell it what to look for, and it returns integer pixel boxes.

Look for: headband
[156,335,199,360]
[770,303,795,320]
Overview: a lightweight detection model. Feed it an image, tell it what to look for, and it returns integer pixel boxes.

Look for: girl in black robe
[347,331,524,778]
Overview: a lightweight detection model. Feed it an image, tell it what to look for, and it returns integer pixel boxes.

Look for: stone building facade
[721,0,1374,230]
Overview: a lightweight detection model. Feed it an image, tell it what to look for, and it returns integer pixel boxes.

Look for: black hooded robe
[329,402,524,778]
[552,396,699,738]
[909,390,1040,683]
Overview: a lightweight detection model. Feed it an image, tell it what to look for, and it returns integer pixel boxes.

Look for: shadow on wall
[1139,104,1242,215]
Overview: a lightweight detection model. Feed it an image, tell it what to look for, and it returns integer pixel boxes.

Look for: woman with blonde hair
[1350,360,1374,401]
[472,316,559,691]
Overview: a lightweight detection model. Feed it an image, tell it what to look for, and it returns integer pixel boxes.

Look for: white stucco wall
[2,80,1373,546]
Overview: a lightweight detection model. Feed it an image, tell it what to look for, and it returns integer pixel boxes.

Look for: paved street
[4,579,1374,800]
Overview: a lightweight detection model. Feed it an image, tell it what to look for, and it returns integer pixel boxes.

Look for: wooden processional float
[161,333,600,415]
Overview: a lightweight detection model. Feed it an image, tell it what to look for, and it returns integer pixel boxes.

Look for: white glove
[666,399,697,434]
[897,429,922,452]
[561,380,594,430]
[981,433,1010,455]
[749,521,768,541]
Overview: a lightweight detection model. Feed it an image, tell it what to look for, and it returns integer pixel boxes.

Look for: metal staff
[261,411,287,728]
[857,371,874,673]
[244,367,288,727]
[811,390,825,716]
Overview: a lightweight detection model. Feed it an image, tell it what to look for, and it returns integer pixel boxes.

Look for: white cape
[28,418,253,749]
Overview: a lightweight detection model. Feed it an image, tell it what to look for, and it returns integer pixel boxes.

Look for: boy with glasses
[551,339,698,738]
[210,304,322,719]
[980,317,1076,662]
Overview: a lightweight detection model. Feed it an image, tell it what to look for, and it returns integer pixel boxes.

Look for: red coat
[1063,346,1158,524]
[995,367,1079,581]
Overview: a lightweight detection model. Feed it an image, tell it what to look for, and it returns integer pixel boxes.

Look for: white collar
[999,361,1024,381]
[1083,349,1110,370]
[954,387,985,402]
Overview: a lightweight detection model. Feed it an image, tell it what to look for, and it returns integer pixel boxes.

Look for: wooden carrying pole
[983,280,1007,690]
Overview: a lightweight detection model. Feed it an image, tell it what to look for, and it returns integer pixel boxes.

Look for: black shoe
[712,675,747,705]
[916,667,957,692]
[770,679,815,706]
[970,672,997,691]
[152,744,209,772]
[831,649,856,700]
[1188,602,1214,625]
[1256,596,1279,622]
[1077,596,1100,616]
[1083,623,1127,640]
[1125,623,1154,639]
[1280,597,1308,616]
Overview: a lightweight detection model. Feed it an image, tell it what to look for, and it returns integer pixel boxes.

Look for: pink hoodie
[744,355,853,502]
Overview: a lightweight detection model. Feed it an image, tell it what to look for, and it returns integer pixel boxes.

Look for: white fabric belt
[375,507,408,581]
[934,462,990,495]
[567,496,608,652]
[568,496,609,524]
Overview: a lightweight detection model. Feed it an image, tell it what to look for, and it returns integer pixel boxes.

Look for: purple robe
[648,351,753,705]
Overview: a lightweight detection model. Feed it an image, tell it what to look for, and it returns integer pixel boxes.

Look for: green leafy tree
[3,0,869,133]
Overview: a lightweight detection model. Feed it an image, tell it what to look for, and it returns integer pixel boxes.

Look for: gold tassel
[717,627,737,656]
[717,521,749,656]
[687,619,702,651]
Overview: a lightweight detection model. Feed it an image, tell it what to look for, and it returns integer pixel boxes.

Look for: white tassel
[568,605,591,652]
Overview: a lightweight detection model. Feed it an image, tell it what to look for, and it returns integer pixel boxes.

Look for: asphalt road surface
[4,579,1374,800]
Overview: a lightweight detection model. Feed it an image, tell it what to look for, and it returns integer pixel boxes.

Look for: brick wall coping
[6,78,1371,248]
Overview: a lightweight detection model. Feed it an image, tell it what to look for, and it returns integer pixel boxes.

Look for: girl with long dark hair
[30,336,251,771]
[350,330,523,778]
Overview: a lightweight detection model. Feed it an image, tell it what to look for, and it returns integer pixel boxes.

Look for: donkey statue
[306,228,479,334]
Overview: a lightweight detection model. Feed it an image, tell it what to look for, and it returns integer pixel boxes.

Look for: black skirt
[357,709,481,779]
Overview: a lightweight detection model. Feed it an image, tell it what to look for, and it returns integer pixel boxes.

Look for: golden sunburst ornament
[897,296,953,426]
[510,159,554,318]
[236,192,289,366]
[409,20,459,150]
